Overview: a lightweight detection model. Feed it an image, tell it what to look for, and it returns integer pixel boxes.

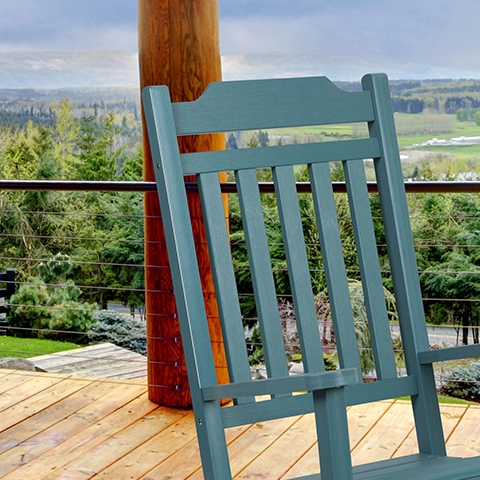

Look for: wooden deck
[0,369,478,479]
[30,343,147,380]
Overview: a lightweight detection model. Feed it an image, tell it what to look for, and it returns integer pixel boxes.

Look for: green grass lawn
[0,336,80,359]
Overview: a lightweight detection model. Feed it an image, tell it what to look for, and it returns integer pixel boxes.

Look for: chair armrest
[201,368,358,402]
[419,344,480,364]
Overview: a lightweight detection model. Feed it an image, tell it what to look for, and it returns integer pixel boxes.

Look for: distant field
[264,114,480,178]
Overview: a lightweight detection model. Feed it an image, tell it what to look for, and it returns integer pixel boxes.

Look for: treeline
[2,93,480,348]
[389,80,480,114]
[0,88,142,154]
[0,98,145,316]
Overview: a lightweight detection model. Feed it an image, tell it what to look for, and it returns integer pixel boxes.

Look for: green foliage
[316,280,398,375]
[456,108,478,122]
[441,360,480,400]
[0,97,144,308]
[88,310,146,355]
[415,192,480,341]
[475,111,480,126]
[73,112,122,181]
[7,254,96,342]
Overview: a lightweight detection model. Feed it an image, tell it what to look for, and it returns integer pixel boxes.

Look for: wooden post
[138,0,229,406]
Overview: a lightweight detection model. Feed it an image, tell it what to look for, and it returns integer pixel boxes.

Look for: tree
[474,110,480,126]
[8,254,96,341]
[73,113,119,181]
[417,193,480,343]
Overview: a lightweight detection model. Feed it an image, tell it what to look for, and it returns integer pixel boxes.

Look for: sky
[1,0,480,71]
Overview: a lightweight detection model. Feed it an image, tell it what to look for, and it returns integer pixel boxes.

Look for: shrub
[315,279,399,375]
[441,360,480,400]
[87,310,146,355]
[8,255,97,342]
[246,298,341,370]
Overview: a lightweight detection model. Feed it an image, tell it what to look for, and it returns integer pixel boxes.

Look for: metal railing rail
[2,179,480,194]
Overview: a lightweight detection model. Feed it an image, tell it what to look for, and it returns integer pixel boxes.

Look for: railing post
[138,0,229,406]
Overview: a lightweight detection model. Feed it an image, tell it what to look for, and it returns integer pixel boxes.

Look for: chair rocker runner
[143,73,480,479]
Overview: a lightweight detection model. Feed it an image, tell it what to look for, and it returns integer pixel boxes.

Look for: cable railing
[1,179,480,395]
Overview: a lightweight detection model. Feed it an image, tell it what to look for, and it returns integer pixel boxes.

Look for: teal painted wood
[273,165,325,373]
[419,343,480,364]
[180,138,381,175]
[296,454,480,479]
[314,387,353,480]
[352,454,480,479]
[143,86,232,479]
[202,368,357,401]
[362,73,446,456]
[236,168,290,381]
[197,172,253,404]
[309,161,362,374]
[171,76,375,135]
[343,159,397,380]
[144,73,480,480]
[220,375,419,428]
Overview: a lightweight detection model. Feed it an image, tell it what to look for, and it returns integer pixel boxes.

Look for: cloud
[0,0,138,52]
[219,0,480,70]
[1,0,480,72]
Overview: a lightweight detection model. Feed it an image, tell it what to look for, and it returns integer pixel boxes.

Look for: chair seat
[299,454,480,479]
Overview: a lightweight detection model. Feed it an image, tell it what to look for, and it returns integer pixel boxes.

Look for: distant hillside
[0,51,140,88]
[1,50,480,89]
[222,52,480,82]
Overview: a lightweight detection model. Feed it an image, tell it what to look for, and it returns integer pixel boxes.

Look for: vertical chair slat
[343,159,398,380]
[309,161,362,374]
[197,172,254,403]
[236,168,290,379]
[272,165,325,373]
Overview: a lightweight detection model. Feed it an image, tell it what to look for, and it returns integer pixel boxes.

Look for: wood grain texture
[138,0,228,407]
[0,371,478,480]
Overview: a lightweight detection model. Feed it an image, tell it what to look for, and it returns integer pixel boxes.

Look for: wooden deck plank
[350,401,415,465]
[0,376,92,432]
[0,380,117,476]
[140,437,202,479]
[3,392,156,480]
[0,372,478,479]
[38,358,146,378]
[184,417,301,480]
[446,405,480,457]
[228,416,300,478]
[31,343,147,380]
[234,413,318,479]
[394,403,468,458]
[0,371,69,414]
[0,381,148,478]
[0,370,45,395]
[44,406,190,479]
[145,423,249,479]
[281,401,395,478]
[92,412,199,479]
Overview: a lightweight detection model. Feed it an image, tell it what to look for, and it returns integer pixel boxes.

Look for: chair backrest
[143,74,443,477]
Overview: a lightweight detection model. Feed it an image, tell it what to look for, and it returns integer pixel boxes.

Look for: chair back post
[363,73,446,455]
[143,86,232,478]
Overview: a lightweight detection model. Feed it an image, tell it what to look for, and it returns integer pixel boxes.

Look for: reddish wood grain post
[138,0,229,406]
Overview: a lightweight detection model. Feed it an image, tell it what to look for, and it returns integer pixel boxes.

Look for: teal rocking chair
[143,74,480,479]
